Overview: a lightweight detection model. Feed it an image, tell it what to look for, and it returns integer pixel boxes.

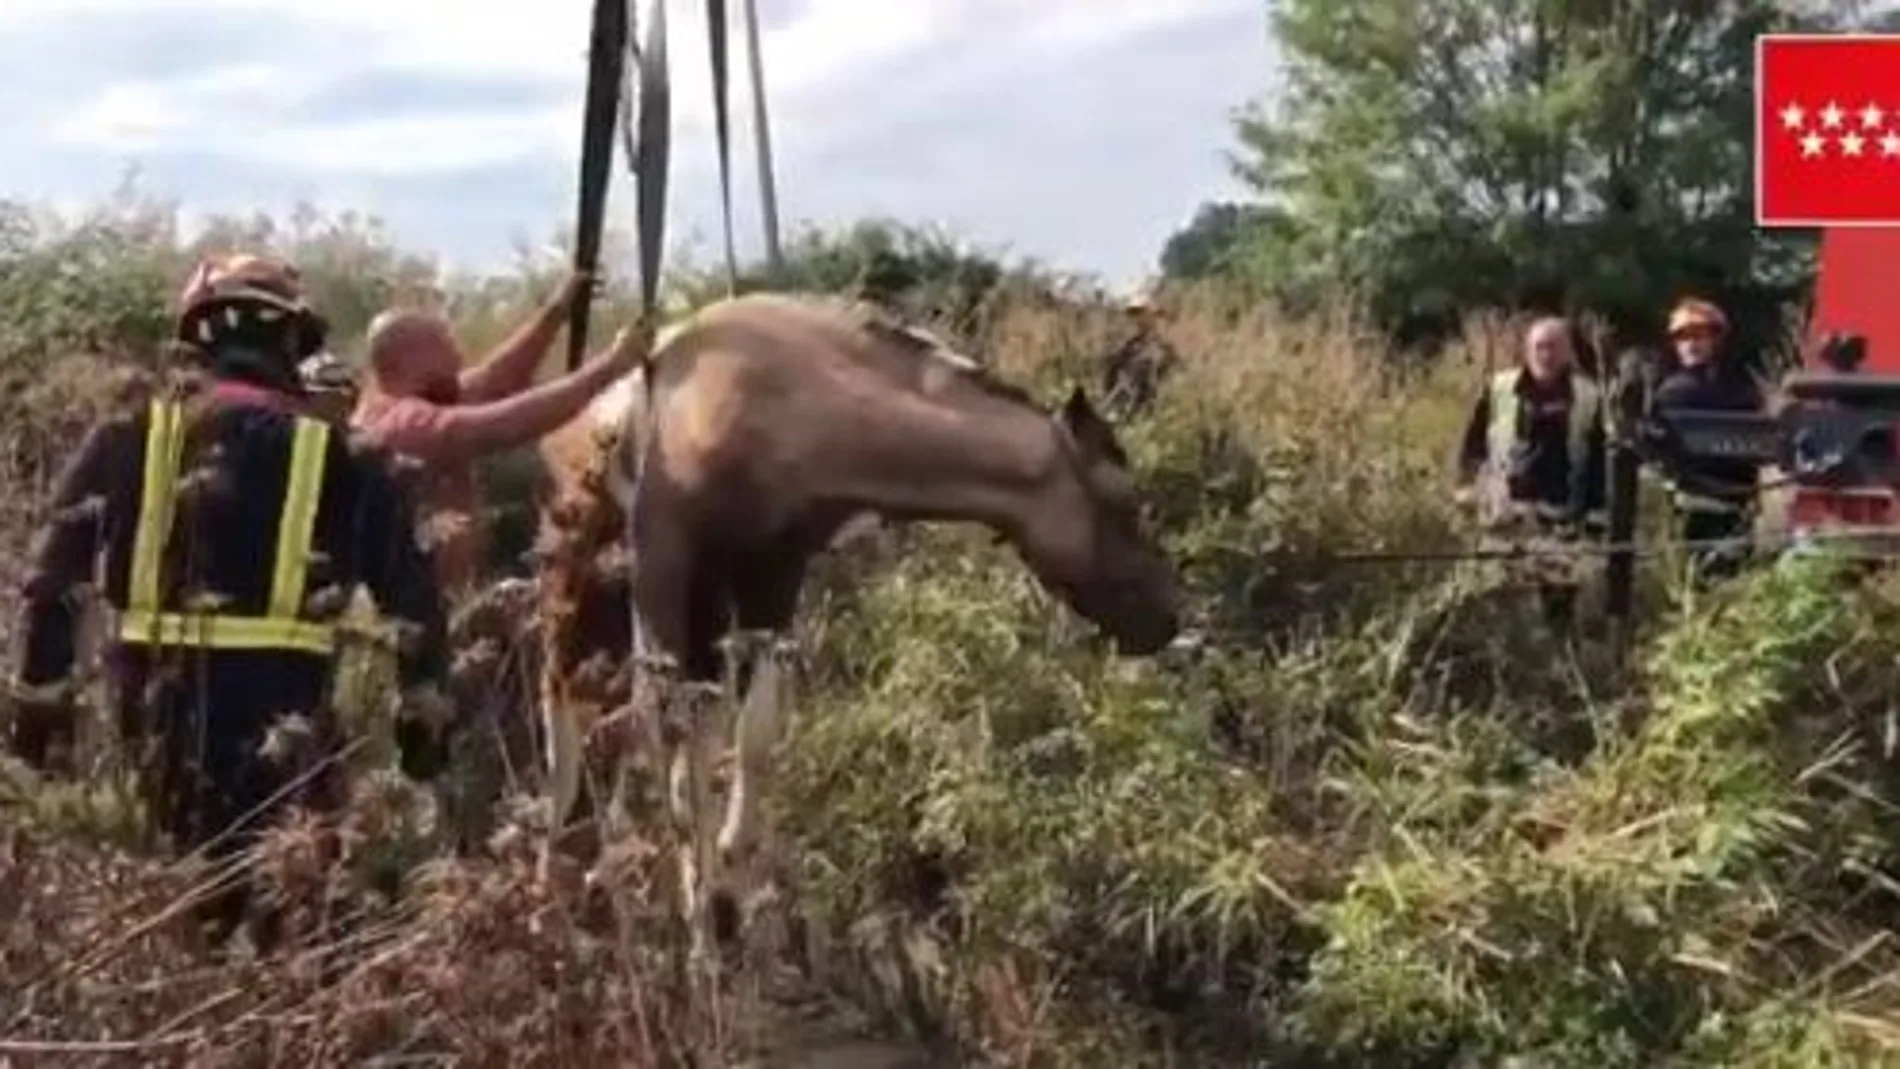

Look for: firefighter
[1100,289,1182,419]
[1454,315,1607,626]
[1652,297,1764,581]
[3,253,452,950]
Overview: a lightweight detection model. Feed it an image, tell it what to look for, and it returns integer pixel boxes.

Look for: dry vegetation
[4,197,1900,1067]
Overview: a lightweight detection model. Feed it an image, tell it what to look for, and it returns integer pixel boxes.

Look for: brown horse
[534,293,1182,909]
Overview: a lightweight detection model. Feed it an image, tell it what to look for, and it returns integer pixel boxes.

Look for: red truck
[1782,227,1900,540]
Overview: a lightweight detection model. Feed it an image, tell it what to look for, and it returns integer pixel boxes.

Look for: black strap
[740,0,783,277]
[566,0,630,370]
[706,0,737,293]
[620,0,671,555]
[628,0,671,328]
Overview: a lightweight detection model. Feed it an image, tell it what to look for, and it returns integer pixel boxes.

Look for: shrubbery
[2,197,1898,1066]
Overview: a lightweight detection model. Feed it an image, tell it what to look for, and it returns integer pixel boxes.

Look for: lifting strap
[619,0,671,556]
[706,0,738,293]
[739,0,783,276]
[568,0,630,371]
[118,401,336,654]
[567,0,678,363]
[625,0,672,323]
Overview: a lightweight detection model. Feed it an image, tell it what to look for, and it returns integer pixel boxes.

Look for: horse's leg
[655,560,732,957]
[662,567,729,823]
[718,555,806,867]
[539,588,588,856]
[538,514,613,853]
[543,492,690,876]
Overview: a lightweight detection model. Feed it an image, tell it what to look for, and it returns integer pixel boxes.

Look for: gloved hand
[6,687,77,778]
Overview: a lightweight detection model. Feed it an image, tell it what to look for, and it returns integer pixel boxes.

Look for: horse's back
[538,291,975,511]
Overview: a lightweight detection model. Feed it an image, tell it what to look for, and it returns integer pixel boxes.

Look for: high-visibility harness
[1486,367,1600,477]
[117,400,337,654]
[1481,368,1604,525]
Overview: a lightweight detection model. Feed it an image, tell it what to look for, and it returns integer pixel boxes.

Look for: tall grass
[2,196,1898,1066]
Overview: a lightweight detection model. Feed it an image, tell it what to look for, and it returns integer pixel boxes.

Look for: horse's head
[1012,386,1182,655]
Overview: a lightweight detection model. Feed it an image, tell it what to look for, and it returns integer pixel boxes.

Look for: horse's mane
[721,290,1049,414]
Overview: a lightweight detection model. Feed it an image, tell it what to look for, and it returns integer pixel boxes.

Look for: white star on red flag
[1773,98,1900,161]
[1757,35,1900,225]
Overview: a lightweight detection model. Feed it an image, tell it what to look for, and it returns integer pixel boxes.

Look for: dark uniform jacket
[1100,331,1181,413]
[14,380,448,709]
[1650,361,1766,502]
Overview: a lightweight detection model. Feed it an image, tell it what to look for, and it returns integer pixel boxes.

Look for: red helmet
[175,253,327,358]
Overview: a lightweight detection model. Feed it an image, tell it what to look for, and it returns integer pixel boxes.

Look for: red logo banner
[1757,34,1900,226]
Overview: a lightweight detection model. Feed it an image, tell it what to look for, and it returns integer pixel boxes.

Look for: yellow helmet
[1667,297,1728,337]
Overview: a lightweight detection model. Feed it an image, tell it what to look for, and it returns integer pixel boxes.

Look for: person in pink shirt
[352,272,645,594]
[353,273,646,855]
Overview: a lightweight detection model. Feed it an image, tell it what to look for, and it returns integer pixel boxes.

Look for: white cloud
[53,63,331,153]
[5,0,1269,286]
[42,0,1245,172]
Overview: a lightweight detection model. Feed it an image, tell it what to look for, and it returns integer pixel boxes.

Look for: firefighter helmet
[175,253,329,359]
[1667,298,1728,338]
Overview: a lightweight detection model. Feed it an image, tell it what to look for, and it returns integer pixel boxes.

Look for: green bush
[3,197,1899,1066]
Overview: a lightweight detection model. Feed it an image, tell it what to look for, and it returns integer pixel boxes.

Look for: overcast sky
[0,0,1272,289]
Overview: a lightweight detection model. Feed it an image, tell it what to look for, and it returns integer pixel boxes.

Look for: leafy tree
[1186,0,1855,350]
[1158,202,1288,281]
[0,177,184,372]
[666,219,1072,345]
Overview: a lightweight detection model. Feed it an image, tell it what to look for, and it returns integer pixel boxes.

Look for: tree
[666,219,1063,342]
[1213,0,1855,348]
[1158,202,1286,281]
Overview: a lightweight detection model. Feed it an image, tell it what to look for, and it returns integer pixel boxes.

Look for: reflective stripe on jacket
[116,400,337,654]
[1486,368,1600,476]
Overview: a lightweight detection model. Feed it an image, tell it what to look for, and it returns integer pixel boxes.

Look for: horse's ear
[1059,386,1124,462]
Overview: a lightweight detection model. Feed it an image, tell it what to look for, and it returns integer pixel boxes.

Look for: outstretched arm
[457,273,589,405]
[383,322,646,465]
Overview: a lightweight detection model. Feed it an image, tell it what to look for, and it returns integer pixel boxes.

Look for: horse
[533,292,1184,935]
